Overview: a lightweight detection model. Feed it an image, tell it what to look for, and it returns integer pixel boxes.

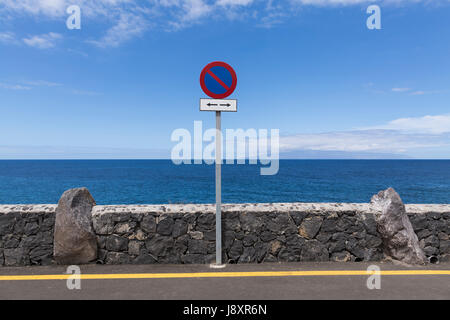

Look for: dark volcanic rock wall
[0,205,56,266]
[1,203,449,266]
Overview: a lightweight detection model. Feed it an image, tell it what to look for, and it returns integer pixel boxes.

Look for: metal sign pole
[199,61,237,268]
[215,111,222,266]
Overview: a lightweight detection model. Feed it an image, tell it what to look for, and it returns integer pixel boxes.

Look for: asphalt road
[0,261,449,300]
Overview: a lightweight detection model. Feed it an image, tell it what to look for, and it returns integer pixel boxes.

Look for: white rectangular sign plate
[200,99,237,112]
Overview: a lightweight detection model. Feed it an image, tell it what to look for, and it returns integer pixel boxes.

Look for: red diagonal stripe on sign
[207,69,230,90]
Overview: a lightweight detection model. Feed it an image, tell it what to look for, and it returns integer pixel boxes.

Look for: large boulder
[53,188,97,264]
[370,188,426,265]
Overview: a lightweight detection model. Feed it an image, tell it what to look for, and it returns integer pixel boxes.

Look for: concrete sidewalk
[0,261,449,300]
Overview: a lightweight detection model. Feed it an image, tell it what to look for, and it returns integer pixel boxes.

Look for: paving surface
[0,262,449,300]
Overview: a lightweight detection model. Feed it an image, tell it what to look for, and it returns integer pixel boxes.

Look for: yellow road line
[0,270,449,281]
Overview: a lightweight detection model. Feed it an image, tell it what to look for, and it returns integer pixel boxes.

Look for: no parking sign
[200,61,237,99]
[200,61,237,112]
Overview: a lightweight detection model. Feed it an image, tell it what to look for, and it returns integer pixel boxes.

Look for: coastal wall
[0,205,56,266]
[0,203,449,266]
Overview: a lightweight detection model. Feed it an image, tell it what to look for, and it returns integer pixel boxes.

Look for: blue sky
[0,0,449,159]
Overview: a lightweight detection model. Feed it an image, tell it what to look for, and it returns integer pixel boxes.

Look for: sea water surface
[0,160,449,204]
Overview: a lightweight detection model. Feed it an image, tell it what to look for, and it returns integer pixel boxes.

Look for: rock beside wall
[371,188,427,265]
[53,188,98,264]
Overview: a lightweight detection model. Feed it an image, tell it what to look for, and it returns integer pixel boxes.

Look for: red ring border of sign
[200,61,237,99]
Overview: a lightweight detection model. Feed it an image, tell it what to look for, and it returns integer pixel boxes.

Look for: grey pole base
[209,263,226,269]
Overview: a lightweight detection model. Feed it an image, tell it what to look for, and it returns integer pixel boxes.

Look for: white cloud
[0,0,433,18]
[294,0,428,5]
[0,0,133,18]
[182,0,212,20]
[364,114,450,134]
[72,89,102,96]
[22,80,62,87]
[0,31,17,44]
[295,0,369,5]
[0,145,169,159]
[1,1,147,47]
[67,48,89,57]
[23,32,62,49]
[0,0,446,48]
[279,130,448,153]
[0,79,62,90]
[410,90,445,95]
[0,82,32,90]
[258,10,288,28]
[392,87,411,92]
[275,114,450,156]
[217,0,254,6]
[390,88,445,95]
[87,13,148,48]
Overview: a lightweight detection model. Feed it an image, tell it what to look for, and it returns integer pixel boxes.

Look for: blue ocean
[0,160,449,204]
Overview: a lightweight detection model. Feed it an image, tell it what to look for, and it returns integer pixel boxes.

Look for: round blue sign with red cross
[200,61,237,99]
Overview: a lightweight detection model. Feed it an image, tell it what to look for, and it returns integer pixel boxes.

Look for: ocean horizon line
[0,159,449,161]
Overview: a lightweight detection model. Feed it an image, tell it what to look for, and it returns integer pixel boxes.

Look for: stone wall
[0,205,56,266]
[0,203,449,266]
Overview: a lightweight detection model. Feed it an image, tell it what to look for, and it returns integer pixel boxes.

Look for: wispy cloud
[279,130,448,154]
[183,0,212,20]
[410,90,446,96]
[87,13,148,48]
[0,0,67,17]
[72,89,102,96]
[391,87,446,96]
[276,114,450,157]
[1,0,444,48]
[362,114,450,134]
[0,79,63,91]
[293,0,436,5]
[67,48,89,57]
[0,145,169,160]
[167,0,213,30]
[217,0,254,6]
[23,32,62,49]
[1,79,101,95]
[392,87,411,92]
[22,80,63,87]
[0,31,17,44]
[0,82,32,90]
[365,85,447,96]
[0,0,131,18]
